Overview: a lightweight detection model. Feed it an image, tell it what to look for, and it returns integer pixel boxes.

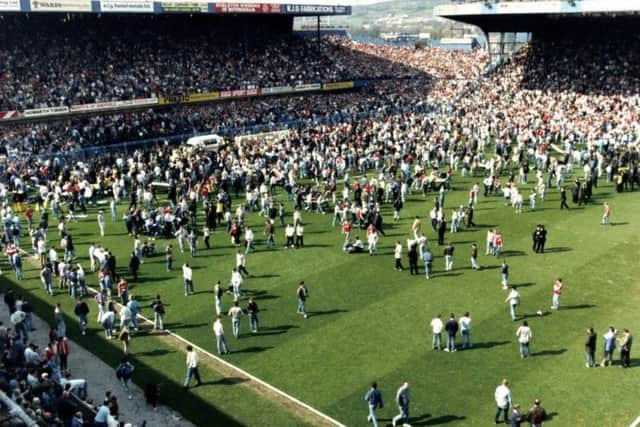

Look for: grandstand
[0,0,639,426]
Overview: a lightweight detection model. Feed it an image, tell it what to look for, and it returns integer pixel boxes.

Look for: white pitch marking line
[17,247,345,427]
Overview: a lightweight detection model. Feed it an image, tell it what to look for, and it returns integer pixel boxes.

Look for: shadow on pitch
[532,348,567,357]
[136,348,176,357]
[512,282,536,289]
[250,274,281,279]
[434,272,462,278]
[256,325,299,336]
[500,250,527,257]
[560,304,596,310]
[379,413,466,426]
[209,377,250,386]
[470,340,510,350]
[546,412,559,421]
[544,247,572,253]
[307,309,348,317]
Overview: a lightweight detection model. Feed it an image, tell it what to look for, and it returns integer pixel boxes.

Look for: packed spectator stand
[0,15,486,112]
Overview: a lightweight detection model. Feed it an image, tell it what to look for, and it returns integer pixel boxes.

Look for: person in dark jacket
[444,313,459,352]
[408,243,419,275]
[526,399,546,427]
[364,381,383,427]
[585,327,597,367]
[437,219,447,245]
[74,298,90,336]
[510,404,523,427]
[560,187,569,210]
[129,252,140,281]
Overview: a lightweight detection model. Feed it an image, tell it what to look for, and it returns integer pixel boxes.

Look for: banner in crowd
[0,111,19,120]
[219,88,260,99]
[322,81,354,91]
[0,0,20,11]
[69,97,157,113]
[23,106,69,118]
[161,1,207,12]
[294,83,322,92]
[261,85,293,95]
[214,2,281,13]
[30,0,91,11]
[158,92,220,105]
[99,0,153,12]
[284,4,350,14]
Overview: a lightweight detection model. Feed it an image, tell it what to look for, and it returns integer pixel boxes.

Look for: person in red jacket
[24,207,33,229]
[56,337,70,373]
[341,220,352,245]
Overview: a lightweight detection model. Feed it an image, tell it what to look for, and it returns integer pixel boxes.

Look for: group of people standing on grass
[494,379,547,426]
[586,326,634,369]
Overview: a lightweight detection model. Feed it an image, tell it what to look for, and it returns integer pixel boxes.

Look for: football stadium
[0,0,638,425]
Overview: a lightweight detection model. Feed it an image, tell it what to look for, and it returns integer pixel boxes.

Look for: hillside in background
[329,0,478,39]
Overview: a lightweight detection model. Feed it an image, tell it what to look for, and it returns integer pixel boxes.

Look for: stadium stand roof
[435,0,640,32]
[0,0,350,16]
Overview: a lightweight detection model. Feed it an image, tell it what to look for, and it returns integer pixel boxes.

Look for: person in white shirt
[236,250,249,276]
[494,379,512,424]
[515,320,532,358]
[551,278,563,310]
[285,224,295,248]
[88,244,96,272]
[227,301,244,339]
[366,228,378,256]
[214,280,223,316]
[183,345,202,388]
[430,314,444,350]
[182,263,194,296]
[486,229,495,255]
[175,226,186,253]
[459,312,473,348]
[295,223,304,248]
[37,238,47,268]
[505,286,521,321]
[230,269,243,301]
[213,316,229,355]
[244,227,254,254]
[119,305,132,330]
[110,198,117,221]
[133,236,143,263]
[293,209,302,226]
[49,247,58,272]
[394,241,403,271]
[97,210,105,237]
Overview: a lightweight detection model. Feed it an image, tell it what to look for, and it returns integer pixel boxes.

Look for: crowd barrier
[0,80,363,123]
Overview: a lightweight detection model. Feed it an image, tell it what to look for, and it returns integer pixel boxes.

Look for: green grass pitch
[3,170,639,427]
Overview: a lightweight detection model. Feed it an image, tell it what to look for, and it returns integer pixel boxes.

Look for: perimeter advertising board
[214,3,281,13]
[30,0,92,11]
[161,1,207,12]
[100,0,154,12]
[0,0,20,11]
